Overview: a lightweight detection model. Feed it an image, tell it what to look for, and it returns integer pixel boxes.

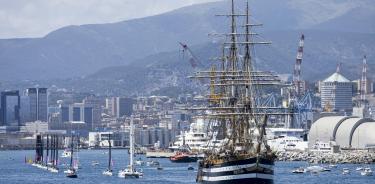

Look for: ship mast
[191,0,276,159]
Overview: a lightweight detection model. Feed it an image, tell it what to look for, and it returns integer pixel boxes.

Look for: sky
[0,0,220,39]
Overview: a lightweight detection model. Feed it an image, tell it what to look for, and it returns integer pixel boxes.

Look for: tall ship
[191,0,280,183]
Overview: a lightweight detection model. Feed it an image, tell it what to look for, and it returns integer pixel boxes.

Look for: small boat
[156,165,163,170]
[342,168,350,175]
[306,165,324,173]
[92,161,100,166]
[103,169,113,176]
[188,165,194,170]
[118,167,144,178]
[61,149,71,158]
[323,167,331,172]
[49,167,59,173]
[292,167,306,174]
[147,160,160,167]
[170,152,198,163]
[356,167,364,171]
[329,164,337,168]
[361,168,373,176]
[135,159,145,166]
[65,168,78,178]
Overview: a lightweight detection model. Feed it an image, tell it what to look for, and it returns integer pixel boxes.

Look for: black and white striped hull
[197,157,274,184]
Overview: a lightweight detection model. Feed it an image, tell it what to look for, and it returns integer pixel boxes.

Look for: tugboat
[118,116,143,179]
[170,151,198,163]
[102,133,113,176]
[170,136,198,163]
[191,1,279,183]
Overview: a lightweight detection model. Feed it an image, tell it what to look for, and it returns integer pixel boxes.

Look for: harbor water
[0,150,374,184]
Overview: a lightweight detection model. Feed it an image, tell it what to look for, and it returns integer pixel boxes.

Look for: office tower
[83,95,101,131]
[0,91,21,127]
[37,88,48,122]
[26,88,48,122]
[321,71,352,112]
[60,103,94,130]
[117,97,134,118]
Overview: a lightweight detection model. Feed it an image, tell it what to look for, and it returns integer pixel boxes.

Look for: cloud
[0,0,220,39]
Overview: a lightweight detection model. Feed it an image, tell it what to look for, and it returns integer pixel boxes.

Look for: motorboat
[306,165,324,173]
[342,168,350,175]
[118,167,144,178]
[135,159,145,166]
[361,168,373,176]
[292,167,306,174]
[356,167,364,171]
[102,169,113,176]
[188,165,194,170]
[91,161,100,166]
[170,151,198,163]
[61,149,71,158]
[65,168,78,178]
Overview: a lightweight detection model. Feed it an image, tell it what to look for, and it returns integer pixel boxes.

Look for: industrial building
[309,116,375,149]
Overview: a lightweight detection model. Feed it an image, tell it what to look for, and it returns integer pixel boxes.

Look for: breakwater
[276,150,375,164]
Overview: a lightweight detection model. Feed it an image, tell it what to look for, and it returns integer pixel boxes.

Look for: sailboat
[103,133,113,176]
[118,116,144,179]
[65,135,78,178]
[194,1,278,183]
[31,134,44,168]
[49,135,59,173]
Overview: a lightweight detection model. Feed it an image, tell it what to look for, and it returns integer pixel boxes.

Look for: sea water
[0,150,373,184]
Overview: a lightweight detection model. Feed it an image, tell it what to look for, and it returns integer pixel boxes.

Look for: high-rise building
[117,97,134,118]
[26,88,48,122]
[60,103,94,130]
[321,72,353,112]
[0,91,21,128]
[37,88,48,122]
[106,97,134,118]
[27,88,37,121]
[20,96,31,125]
[83,95,102,131]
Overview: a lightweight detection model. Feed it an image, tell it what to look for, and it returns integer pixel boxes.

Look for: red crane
[179,42,203,68]
[293,34,305,95]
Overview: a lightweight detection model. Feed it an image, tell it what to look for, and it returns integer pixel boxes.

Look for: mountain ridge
[0,0,374,82]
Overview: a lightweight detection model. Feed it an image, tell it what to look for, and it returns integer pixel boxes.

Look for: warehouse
[309,116,375,149]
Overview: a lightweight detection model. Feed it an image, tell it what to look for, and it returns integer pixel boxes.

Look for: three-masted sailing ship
[192,0,279,183]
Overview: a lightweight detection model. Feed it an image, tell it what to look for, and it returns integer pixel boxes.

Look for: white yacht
[169,119,214,152]
[268,136,308,152]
